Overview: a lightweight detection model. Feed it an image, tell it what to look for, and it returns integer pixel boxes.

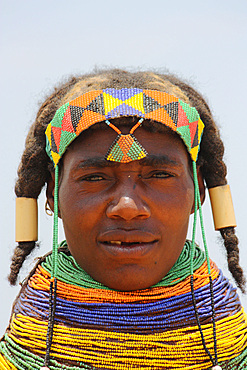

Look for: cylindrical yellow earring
[15,197,38,242]
[209,184,237,230]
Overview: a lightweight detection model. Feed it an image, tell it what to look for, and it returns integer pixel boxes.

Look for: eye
[150,171,173,179]
[82,174,105,182]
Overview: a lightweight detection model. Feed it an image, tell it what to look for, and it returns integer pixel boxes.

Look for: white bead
[40,367,50,370]
[212,366,222,370]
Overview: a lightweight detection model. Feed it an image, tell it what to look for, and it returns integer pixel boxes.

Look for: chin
[97,267,162,292]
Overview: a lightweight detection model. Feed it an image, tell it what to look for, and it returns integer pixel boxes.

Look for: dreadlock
[8,69,246,293]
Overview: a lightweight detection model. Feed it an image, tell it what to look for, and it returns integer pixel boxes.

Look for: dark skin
[47,119,205,291]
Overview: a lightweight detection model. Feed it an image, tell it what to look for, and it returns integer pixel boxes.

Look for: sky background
[1,0,247,334]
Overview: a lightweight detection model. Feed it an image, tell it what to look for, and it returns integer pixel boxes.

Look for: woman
[1,70,246,369]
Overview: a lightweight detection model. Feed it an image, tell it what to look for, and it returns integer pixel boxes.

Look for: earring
[45,200,53,216]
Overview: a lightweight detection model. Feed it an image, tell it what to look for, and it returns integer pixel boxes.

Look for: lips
[106,241,145,246]
[97,230,159,257]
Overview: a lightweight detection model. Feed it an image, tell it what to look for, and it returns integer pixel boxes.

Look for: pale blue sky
[1,0,247,334]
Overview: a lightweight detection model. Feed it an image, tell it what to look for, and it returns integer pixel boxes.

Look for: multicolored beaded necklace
[1,241,246,369]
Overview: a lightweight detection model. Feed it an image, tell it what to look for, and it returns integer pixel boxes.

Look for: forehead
[63,119,191,167]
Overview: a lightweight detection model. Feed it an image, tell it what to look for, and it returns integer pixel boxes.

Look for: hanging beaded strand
[42,165,59,370]
[191,161,221,370]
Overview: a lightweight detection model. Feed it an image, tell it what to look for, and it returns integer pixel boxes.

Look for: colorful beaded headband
[45,88,204,165]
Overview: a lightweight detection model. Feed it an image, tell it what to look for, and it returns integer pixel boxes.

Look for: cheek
[154,181,194,219]
[177,183,194,210]
[58,182,106,236]
[178,184,194,221]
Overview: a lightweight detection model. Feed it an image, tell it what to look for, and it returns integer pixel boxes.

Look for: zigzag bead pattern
[45,89,205,166]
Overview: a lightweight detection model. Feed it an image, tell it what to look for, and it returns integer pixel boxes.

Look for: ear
[197,166,206,205]
[190,166,206,214]
[46,171,61,218]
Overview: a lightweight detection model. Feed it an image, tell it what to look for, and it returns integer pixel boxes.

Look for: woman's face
[47,121,203,291]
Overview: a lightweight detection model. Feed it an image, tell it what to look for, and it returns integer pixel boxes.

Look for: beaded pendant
[105,118,147,163]
[106,133,147,163]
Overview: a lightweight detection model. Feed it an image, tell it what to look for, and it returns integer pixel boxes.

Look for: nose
[106,193,151,221]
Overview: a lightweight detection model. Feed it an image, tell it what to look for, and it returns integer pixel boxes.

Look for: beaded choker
[43,89,223,369]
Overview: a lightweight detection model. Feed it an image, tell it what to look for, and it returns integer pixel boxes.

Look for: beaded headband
[45,88,204,165]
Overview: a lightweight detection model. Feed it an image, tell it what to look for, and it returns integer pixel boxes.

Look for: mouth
[98,231,159,257]
[102,240,157,247]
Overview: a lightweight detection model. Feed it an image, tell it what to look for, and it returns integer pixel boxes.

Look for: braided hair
[9,69,246,293]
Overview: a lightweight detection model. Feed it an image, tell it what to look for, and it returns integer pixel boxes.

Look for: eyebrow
[74,158,120,170]
[73,154,181,170]
[140,154,180,167]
